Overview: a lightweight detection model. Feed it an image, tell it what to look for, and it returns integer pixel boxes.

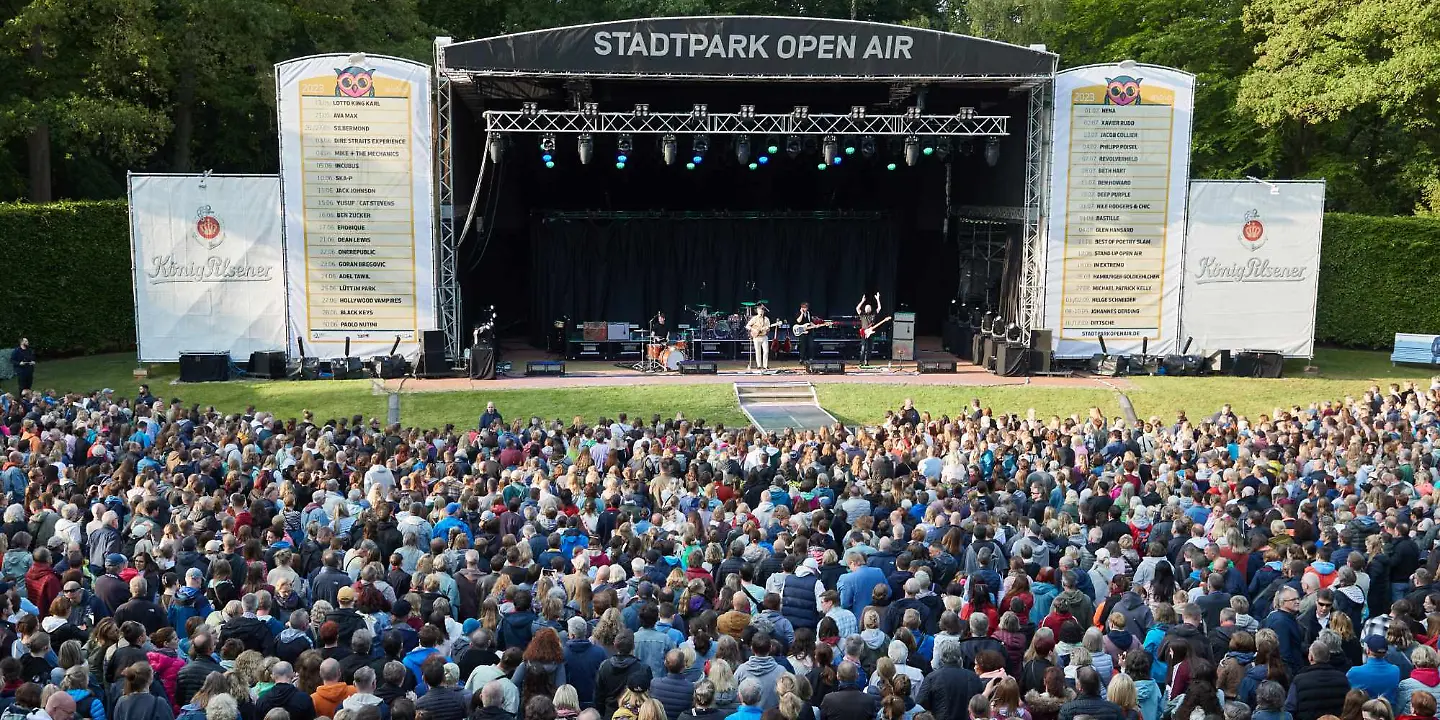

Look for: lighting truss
[484,110,1008,137]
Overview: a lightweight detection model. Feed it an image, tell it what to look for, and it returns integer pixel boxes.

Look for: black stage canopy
[442,16,1055,80]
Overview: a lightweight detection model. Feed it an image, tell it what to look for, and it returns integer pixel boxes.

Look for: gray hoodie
[734,655,784,710]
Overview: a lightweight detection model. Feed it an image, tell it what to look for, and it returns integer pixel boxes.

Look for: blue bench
[1391,333,1440,366]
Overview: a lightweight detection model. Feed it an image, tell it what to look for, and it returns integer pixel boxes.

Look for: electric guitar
[791,320,834,337]
[860,316,893,339]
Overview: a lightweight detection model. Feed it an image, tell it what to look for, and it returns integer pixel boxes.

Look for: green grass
[10,347,1436,429]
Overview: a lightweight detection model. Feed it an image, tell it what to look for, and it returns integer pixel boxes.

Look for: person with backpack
[60,665,105,720]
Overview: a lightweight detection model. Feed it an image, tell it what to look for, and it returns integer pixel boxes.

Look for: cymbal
[756,299,770,304]
[693,303,711,309]
[740,301,758,307]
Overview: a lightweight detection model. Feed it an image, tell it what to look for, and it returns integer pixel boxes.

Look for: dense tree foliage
[0,0,1430,213]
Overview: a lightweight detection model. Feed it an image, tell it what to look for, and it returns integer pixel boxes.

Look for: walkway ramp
[734,381,839,433]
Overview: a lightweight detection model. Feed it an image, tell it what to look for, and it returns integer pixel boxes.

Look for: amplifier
[678,361,718,375]
[807,360,845,375]
[918,360,957,374]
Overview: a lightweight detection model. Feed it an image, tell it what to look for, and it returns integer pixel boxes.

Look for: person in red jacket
[24,547,61,619]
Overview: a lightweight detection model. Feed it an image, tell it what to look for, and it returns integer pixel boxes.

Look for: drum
[713,319,732,339]
[647,343,666,360]
[672,340,688,353]
[661,347,686,370]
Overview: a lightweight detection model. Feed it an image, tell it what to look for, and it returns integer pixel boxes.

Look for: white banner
[128,174,286,363]
[1181,180,1325,357]
[277,53,436,359]
[1042,63,1195,357]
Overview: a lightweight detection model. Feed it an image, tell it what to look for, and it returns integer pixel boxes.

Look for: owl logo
[1104,76,1142,106]
[193,205,225,250]
[335,66,375,98]
[1238,209,1266,252]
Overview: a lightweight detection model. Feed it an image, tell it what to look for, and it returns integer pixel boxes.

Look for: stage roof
[440,17,1058,82]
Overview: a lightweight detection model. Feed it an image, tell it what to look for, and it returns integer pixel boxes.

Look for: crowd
[0,377,1439,720]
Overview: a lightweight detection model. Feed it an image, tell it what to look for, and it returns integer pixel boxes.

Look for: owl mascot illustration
[335,66,376,98]
[1104,76,1142,106]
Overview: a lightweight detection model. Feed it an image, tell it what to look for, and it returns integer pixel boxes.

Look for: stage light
[616,155,628,163]
[844,144,856,156]
[904,136,919,166]
[617,133,633,163]
[860,135,876,158]
[922,146,934,157]
[816,163,826,170]
[832,157,842,165]
[686,162,696,170]
[768,143,779,154]
[822,135,838,166]
[758,156,769,165]
[616,162,625,169]
[985,137,1001,167]
[540,133,556,165]
[935,137,952,162]
[487,133,504,164]
[748,162,758,170]
[662,134,677,166]
[577,133,593,165]
[692,134,709,161]
[735,135,751,165]
[545,161,555,169]
[886,163,897,171]
[785,135,802,159]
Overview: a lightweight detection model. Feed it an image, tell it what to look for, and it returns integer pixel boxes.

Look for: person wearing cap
[94,553,131,615]
[1348,634,1403,705]
[432,503,473,544]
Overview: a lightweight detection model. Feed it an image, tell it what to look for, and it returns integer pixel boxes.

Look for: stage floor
[381,336,1130,392]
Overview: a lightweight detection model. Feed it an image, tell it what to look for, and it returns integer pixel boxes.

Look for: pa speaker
[179,353,230,382]
[918,360,957,374]
[526,361,565,377]
[678,360,717,375]
[996,344,1031,377]
[971,335,986,366]
[469,346,496,379]
[421,330,446,355]
[807,360,845,375]
[417,351,448,378]
[248,351,286,379]
[371,355,407,379]
[1233,351,1283,378]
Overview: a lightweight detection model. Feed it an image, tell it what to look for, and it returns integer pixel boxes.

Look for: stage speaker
[1230,351,1257,377]
[807,360,845,375]
[1029,329,1054,352]
[371,355,407,379]
[971,335,987,366]
[248,351,286,379]
[1206,349,1233,375]
[1092,355,1126,377]
[918,360,957,374]
[526,361,565,377]
[1032,350,1053,373]
[470,345,496,380]
[996,344,1031,377]
[330,356,364,379]
[1233,350,1283,378]
[984,337,999,372]
[421,330,446,355]
[179,353,230,382]
[678,360,717,375]
[416,350,448,377]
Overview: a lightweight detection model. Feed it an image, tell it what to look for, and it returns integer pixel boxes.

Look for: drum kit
[687,300,772,341]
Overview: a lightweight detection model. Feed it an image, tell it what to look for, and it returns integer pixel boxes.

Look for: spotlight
[545,161,555,169]
[540,133,556,165]
[692,134,709,162]
[822,135,838,166]
[832,157,842,165]
[735,135,751,165]
[767,142,780,154]
[615,162,625,169]
[904,136,919,166]
[758,156,769,165]
[844,143,856,156]
[577,133,593,165]
[985,137,1001,167]
[922,145,934,157]
[784,135,802,159]
[686,162,696,170]
[935,137,952,162]
[860,135,876,158]
[487,133,505,164]
[617,133,633,161]
[886,163,897,171]
[748,163,758,170]
[816,163,826,170]
[662,134,677,166]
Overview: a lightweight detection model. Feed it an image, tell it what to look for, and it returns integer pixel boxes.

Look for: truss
[434,38,462,360]
[1017,80,1050,334]
[484,110,1008,137]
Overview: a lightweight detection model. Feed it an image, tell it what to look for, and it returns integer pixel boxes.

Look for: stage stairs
[734,381,840,433]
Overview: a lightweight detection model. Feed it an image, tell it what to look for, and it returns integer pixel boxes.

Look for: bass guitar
[791,320,834,337]
[860,316,893,339]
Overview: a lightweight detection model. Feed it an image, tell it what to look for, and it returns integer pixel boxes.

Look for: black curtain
[529,214,897,343]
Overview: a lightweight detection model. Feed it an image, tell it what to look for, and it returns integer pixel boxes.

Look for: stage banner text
[128,174,286,363]
[276,53,436,358]
[1181,180,1325,357]
[1042,63,1195,358]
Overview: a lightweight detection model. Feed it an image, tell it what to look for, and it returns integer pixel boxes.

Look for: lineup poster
[1042,63,1195,358]
[276,53,436,359]
[1182,180,1325,358]
[129,174,287,362]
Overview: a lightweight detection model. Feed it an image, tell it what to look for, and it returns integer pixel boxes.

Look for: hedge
[1315,213,1440,348]
[0,201,133,356]
[2,203,1438,358]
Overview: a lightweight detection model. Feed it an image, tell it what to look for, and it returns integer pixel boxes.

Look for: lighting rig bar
[485,108,1008,137]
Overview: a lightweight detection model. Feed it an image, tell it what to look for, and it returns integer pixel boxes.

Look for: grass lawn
[9,347,1434,428]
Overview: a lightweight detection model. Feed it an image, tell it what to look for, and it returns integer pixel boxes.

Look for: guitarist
[857,293,881,367]
[746,306,775,370]
[795,302,816,364]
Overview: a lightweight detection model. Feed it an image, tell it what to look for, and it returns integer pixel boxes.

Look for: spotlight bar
[485,109,1008,137]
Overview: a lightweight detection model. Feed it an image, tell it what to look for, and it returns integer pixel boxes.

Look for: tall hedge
[1,203,1438,357]
[0,201,132,356]
[1315,213,1440,348]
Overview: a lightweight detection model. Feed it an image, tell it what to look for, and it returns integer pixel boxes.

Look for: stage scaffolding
[430,27,1056,360]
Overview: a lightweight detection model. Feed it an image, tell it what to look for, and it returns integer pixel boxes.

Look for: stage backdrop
[1181,180,1325,357]
[529,215,897,344]
[128,174,286,362]
[1042,63,1195,358]
[276,53,436,359]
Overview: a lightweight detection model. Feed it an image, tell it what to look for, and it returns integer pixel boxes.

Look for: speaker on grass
[179,353,230,382]
[248,351,286,379]
[807,360,845,375]
[1233,351,1283,378]
[918,360,957,374]
[678,360,717,375]
[996,344,1031,377]
[1231,351,1258,377]
[526,361,565,377]
[470,345,496,379]
[371,356,407,379]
